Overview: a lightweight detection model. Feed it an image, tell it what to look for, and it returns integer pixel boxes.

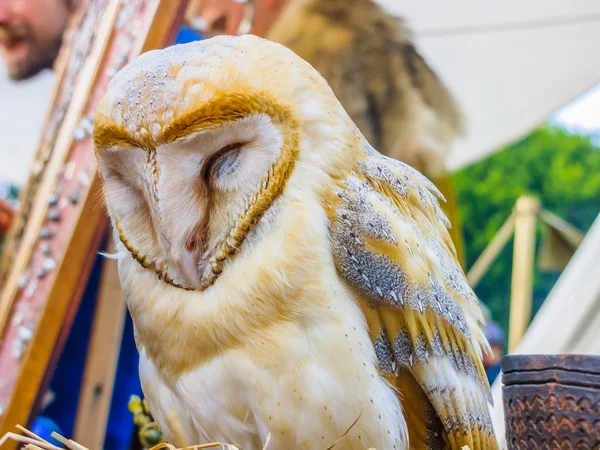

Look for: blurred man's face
[0,0,72,81]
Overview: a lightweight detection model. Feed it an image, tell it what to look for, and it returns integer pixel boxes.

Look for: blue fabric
[175,27,204,44]
[44,245,105,437]
[31,416,64,447]
[485,364,502,385]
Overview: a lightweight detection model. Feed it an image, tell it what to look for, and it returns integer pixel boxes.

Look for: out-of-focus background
[5,1,600,183]
[5,0,600,339]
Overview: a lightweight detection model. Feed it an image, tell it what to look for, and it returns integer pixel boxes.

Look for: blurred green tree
[454,125,600,340]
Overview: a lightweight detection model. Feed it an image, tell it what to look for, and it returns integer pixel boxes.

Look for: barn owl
[94,35,498,450]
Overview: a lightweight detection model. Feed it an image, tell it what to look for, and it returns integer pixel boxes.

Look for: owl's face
[94,36,357,290]
[98,113,285,289]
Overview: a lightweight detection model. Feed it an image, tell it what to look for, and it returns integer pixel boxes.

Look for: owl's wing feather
[326,145,497,450]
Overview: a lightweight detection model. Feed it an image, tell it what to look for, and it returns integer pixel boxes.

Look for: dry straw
[0,424,245,450]
[0,409,377,450]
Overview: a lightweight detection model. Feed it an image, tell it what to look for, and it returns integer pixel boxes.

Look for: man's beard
[0,22,63,81]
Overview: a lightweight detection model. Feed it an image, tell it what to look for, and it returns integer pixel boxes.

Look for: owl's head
[94,35,358,290]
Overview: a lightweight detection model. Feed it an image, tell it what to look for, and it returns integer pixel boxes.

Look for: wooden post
[467,212,516,289]
[508,195,540,353]
[72,240,126,449]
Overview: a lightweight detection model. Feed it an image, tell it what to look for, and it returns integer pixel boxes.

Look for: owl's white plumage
[94,35,496,449]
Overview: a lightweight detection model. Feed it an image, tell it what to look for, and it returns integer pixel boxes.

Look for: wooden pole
[0,0,122,338]
[467,212,516,289]
[72,240,126,449]
[508,195,540,353]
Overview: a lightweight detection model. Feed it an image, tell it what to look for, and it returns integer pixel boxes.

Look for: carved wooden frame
[0,0,188,444]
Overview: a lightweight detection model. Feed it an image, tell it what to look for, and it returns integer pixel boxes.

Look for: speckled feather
[326,144,497,449]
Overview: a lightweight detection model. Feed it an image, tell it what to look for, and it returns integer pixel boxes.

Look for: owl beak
[180,246,202,288]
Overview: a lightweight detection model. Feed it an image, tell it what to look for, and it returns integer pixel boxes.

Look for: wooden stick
[72,241,126,448]
[466,212,516,289]
[50,432,89,450]
[16,424,52,445]
[138,0,190,56]
[508,196,540,352]
[0,432,63,450]
[4,425,378,450]
[262,434,271,450]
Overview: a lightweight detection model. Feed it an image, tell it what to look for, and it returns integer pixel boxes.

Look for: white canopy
[378,0,600,171]
[2,1,600,182]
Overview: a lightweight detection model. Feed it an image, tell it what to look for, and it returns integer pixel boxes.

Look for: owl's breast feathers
[324,144,498,450]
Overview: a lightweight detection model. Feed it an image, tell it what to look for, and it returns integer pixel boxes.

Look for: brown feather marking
[94,89,295,150]
[114,217,194,291]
